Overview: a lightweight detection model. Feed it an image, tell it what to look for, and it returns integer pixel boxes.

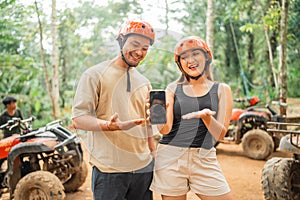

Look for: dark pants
[92,160,154,200]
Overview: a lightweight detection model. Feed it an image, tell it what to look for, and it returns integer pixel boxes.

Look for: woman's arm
[206,83,232,140]
[182,83,233,140]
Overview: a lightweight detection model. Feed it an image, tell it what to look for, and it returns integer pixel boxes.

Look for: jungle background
[0,0,299,127]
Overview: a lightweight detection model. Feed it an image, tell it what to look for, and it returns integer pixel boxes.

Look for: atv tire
[63,161,88,192]
[261,157,282,200]
[242,129,274,160]
[261,158,300,200]
[14,171,65,200]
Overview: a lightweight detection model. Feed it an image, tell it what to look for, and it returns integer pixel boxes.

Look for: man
[0,96,24,138]
[72,19,155,200]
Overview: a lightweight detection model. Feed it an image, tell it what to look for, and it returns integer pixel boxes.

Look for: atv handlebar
[271,101,288,107]
[0,116,35,131]
[265,104,278,116]
[46,120,62,127]
[234,98,246,103]
[234,96,260,107]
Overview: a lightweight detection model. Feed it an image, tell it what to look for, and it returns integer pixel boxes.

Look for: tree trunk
[206,0,214,51]
[279,0,289,115]
[34,0,60,119]
[258,1,280,101]
[51,0,60,119]
[264,27,278,91]
[164,0,169,34]
[34,1,53,110]
[247,33,254,67]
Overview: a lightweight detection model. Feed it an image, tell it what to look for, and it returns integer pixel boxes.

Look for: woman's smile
[188,64,199,71]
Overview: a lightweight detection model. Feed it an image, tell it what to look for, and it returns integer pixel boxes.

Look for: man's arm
[72,113,145,132]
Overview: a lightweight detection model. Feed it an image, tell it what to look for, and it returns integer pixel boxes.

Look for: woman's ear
[205,52,211,64]
[119,34,124,41]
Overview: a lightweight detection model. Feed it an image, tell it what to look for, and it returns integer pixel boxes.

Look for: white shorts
[150,144,230,196]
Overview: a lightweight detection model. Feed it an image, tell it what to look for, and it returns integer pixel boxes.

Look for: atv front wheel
[242,129,274,160]
[14,171,65,200]
[261,158,300,200]
[63,161,88,192]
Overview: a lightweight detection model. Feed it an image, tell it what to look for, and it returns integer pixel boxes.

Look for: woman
[150,36,234,200]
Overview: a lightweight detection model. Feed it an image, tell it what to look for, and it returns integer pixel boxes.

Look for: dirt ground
[64,143,293,200]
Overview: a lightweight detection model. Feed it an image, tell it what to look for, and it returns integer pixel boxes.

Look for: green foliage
[1,0,300,124]
[287,0,300,97]
[239,23,262,33]
[139,33,180,89]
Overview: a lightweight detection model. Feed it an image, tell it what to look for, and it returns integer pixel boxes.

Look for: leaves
[0,0,299,124]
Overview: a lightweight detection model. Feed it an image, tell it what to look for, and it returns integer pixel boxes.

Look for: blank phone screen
[150,90,166,124]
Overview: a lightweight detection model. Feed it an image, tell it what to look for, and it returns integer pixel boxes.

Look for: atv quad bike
[261,120,300,200]
[0,117,87,199]
[219,97,286,160]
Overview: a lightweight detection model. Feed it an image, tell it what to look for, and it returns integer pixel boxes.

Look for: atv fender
[6,142,53,195]
[235,113,268,144]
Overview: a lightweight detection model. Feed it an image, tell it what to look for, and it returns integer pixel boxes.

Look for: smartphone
[150,90,166,124]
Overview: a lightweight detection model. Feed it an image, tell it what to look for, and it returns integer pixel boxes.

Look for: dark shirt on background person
[0,96,24,138]
[0,109,23,138]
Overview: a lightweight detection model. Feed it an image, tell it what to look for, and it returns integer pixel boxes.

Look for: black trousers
[92,160,154,200]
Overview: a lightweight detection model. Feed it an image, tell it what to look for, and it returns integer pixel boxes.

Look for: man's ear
[117,34,125,48]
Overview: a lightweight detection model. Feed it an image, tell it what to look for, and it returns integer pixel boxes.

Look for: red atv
[0,117,87,199]
[219,96,284,160]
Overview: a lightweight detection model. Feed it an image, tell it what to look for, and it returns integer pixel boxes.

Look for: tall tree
[206,0,214,51]
[164,0,170,34]
[51,0,60,118]
[279,0,289,115]
[34,0,60,119]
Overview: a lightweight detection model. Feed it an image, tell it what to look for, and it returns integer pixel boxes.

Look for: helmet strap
[118,35,134,92]
[189,62,209,80]
[126,67,131,92]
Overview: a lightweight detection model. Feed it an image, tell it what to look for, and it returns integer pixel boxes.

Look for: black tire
[261,157,282,200]
[242,129,274,160]
[63,161,88,192]
[262,158,300,200]
[14,171,65,200]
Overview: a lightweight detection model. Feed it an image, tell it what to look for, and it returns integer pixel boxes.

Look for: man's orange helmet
[174,36,212,66]
[117,19,155,45]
